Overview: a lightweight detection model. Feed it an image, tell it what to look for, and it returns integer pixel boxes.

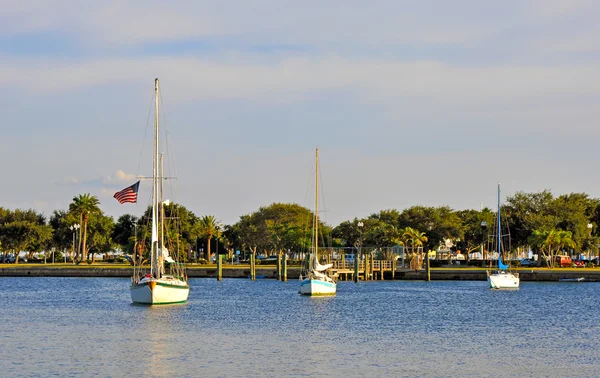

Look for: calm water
[1,278,599,377]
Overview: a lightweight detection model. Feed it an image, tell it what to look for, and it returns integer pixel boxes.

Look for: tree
[398,206,461,251]
[0,209,52,264]
[49,210,79,261]
[85,213,116,262]
[112,214,139,254]
[198,215,221,261]
[528,229,576,267]
[455,208,495,260]
[332,218,366,250]
[69,194,101,263]
[403,227,427,270]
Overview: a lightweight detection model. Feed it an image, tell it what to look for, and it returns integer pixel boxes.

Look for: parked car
[520,258,536,267]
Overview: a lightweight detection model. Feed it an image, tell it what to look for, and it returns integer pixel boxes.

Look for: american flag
[113,181,140,204]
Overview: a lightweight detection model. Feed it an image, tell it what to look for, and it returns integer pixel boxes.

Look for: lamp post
[70,224,80,264]
[358,221,364,259]
[480,221,487,263]
[587,223,593,260]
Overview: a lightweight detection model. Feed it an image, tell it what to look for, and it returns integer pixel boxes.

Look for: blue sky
[1,0,599,226]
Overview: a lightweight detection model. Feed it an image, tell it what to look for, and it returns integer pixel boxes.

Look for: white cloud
[102,170,137,185]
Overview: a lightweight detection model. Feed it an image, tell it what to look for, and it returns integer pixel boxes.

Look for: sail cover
[314,260,333,272]
[160,247,175,263]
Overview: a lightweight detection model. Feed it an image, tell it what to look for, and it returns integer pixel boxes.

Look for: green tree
[0,209,52,264]
[112,214,139,254]
[455,208,495,260]
[85,213,116,262]
[398,206,461,251]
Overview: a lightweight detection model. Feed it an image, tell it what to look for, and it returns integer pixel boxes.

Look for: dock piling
[250,253,256,281]
[282,254,287,282]
[217,254,223,281]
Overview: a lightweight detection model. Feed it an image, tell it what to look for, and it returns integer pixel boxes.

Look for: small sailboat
[130,78,190,305]
[299,148,337,296]
[487,183,520,289]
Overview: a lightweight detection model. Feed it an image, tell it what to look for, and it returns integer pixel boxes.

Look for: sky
[1,0,600,227]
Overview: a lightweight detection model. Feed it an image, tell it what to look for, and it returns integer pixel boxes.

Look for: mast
[314,148,319,267]
[151,78,160,278]
[160,153,165,277]
[497,182,501,266]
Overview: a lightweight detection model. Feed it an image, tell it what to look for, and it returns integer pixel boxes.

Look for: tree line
[1,190,599,265]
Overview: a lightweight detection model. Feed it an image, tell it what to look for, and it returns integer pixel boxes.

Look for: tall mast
[160,153,165,276]
[497,182,501,259]
[151,78,160,278]
[314,148,319,261]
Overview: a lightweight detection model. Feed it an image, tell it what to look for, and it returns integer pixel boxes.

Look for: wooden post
[392,258,396,280]
[364,253,369,281]
[370,253,375,280]
[426,252,431,282]
[277,253,282,281]
[353,254,359,282]
[250,252,256,281]
[217,254,223,281]
[282,253,287,282]
[380,262,385,281]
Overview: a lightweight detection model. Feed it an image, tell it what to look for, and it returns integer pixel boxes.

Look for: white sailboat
[487,183,520,289]
[130,78,190,305]
[299,148,337,296]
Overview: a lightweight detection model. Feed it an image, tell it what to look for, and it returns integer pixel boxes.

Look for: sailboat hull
[130,277,190,304]
[487,271,520,289]
[299,278,336,296]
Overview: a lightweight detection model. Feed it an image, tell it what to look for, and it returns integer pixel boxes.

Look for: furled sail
[314,260,333,272]
[160,246,175,263]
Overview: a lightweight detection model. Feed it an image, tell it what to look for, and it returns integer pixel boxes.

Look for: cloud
[101,170,137,185]
[57,170,136,187]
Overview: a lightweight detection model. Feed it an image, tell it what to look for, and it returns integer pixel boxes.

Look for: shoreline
[1,264,598,282]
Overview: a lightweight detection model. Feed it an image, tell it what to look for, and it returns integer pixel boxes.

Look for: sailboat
[487,183,520,289]
[299,148,337,296]
[130,78,190,305]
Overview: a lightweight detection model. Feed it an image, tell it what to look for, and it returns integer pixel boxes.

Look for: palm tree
[402,227,428,270]
[411,229,428,269]
[69,194,100,263]
[528,229,577,267]
[198,215,221,261]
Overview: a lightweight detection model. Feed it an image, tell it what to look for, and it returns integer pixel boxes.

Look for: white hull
[487,271,520,289]
[299,278,336,296]
[130,276,190,304]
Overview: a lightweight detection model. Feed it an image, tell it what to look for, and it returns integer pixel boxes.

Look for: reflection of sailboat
[299,148,337,296]
[130,78,190,305]
[487,183,520,289]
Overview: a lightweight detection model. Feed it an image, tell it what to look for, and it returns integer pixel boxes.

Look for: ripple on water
[1,278,600,377]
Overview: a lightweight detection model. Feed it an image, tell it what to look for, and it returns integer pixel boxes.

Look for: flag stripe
[114,181,140,204]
